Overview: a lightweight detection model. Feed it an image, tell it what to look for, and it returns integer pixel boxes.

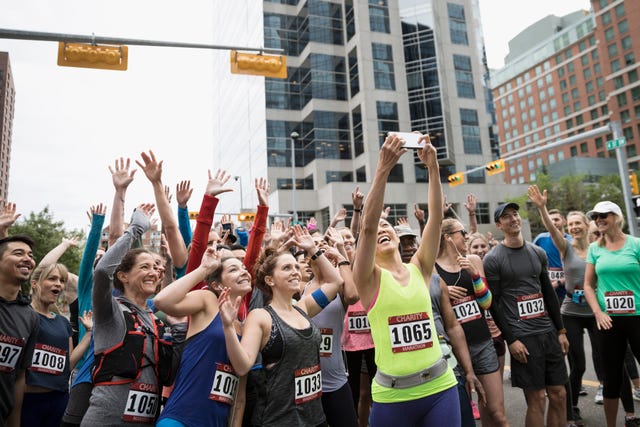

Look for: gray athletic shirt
[560,244,593,317]
[483,242,553,338]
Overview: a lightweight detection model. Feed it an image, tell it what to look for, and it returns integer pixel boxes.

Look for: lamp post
[234,176,243,211]
[290,131,299,224]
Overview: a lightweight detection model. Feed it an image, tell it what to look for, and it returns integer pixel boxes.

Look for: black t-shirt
[0,292,39,420]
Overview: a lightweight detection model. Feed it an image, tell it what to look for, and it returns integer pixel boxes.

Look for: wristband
[310,249,324,261]
[338,260,351,267]
[557,328,567,335]
[469,212,476,216]
[353,208,362,212]
[311,288,330,309]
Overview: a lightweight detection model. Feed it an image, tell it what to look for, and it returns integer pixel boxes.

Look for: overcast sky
[0,0,591,232]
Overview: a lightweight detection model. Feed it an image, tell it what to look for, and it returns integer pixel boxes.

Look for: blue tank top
[158,313,238,427]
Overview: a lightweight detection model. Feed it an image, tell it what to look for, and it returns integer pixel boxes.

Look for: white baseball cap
[587,201,623,220]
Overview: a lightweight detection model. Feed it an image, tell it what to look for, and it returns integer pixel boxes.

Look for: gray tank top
[310,295,347,393]
[560,244,593,317]
[257,305,326,427]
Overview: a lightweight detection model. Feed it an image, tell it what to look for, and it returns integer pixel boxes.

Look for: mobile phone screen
[387,132,424,149]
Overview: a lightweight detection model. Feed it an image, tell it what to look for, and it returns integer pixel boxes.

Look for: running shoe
[625,416,640,427]
[572,407,584,427]
[579,385,588,396]
[595,384,604,405]
[634,387,640,402]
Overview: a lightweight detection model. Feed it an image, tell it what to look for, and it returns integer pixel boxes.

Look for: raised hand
[79,310,93,331]
[0,201,20,233]
[269,220,289,247]
[200,246,222,272]
[176,180,193,208]
[414,204,425,223]
[255,177,270,206]
[380,207,391,220]
[218,287,242,327]
[291,224,315,253]
[206,169,233,197]
[442,195,452,216]
[527,184,547,208]
[137,203,156,219]
[324,226,344,247]
[416,134,437,169]
[379,134,407,172]
[307,217,318,230]
[464,194,477,214]
[109,157,136,190]
[86,203,107,224]
[396,217,409,226]
[61,237,79,248]
[164,185,173,204]
[332,208,347,224]
[136,150,163,184]
[351,186,364,210]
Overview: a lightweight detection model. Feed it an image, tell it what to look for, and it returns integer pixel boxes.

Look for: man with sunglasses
[483,202,569,427]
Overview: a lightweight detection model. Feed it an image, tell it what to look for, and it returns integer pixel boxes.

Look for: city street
[499,337,632,426]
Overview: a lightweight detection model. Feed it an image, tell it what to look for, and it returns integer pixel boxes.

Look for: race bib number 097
[388,312,433,353]
[605,291,635,314]
[0,335,24,373]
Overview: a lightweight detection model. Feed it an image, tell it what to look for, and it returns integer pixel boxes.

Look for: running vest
[92,298,173,386]
[367,263,457,403]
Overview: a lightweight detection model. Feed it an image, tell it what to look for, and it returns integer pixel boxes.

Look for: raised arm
[527,185,568,257]
[349,186,364,239]
[330,208,347,229]
[411,135,443,277]
[108,157,136,247]
[353,135,406,307]
[77,203,106,328]
[176,179,194,247]
[464,194,478,234]
[154,246,220,317]
[414,203,426,235]
[0,201,20,238]
[137,150,188,269]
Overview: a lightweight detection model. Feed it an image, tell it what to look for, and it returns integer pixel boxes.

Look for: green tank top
[368,263,457,403]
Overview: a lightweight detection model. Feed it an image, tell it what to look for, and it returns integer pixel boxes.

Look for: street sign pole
[610,122,638,236]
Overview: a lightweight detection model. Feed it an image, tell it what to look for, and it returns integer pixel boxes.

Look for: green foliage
[9,206,85,275]
[525,172,625,235]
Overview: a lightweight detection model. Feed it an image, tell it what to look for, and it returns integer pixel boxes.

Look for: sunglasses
[448,229,468,237]
[591,230,602,237]
[591,212,611,220]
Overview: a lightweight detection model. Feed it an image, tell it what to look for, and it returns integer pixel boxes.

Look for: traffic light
[447,173,464,187]
[630,172,639,196]
[238,212,256,222]
[230,51,287,79]
[57,42,128,70]
[485,159,506,176]
[188,211,199,220]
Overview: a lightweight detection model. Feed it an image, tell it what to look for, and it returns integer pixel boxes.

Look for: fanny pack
[374,357,448,389]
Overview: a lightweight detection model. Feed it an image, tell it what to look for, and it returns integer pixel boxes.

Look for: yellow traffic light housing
[188,211,199,220]
[485,159,506,176]
[230,50,287,79]
[57,42,128,70]
[238,213,256,222]
[447,173,464,187]
[630,172,639,196]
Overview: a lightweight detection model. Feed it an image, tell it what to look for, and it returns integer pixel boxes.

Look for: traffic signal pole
[0,28,284,54]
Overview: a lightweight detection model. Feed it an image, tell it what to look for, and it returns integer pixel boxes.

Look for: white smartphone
[387,132,424,149]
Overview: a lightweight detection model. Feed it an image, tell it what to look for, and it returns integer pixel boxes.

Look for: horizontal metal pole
[0,28,284,54]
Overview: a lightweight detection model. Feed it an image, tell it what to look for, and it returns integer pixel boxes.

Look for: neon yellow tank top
[368,263,457,403]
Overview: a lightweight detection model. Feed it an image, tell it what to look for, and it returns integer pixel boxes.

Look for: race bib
[451,296,482,324]
[548,268,565,282]
[484,309,493,320]
[388,312,433,353]
[0,335,24,373]
[347,311,370,334]
[29,343,66,375]
[605,290,636,314]
[122,382,159,423]
[294,364,322,404]
[209,363,239,405]
[517,293,545,320]
[319,328,333,357]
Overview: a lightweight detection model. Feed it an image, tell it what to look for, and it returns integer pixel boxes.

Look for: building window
[345,0,356,40]
[377,101,398,146]
[348,48,359,97]
[453,55,475,98]
[372,43,395,90]
[369,0,390,33]
[466,166,485,184]
[352,106,364,156]
[383,204,407,226]
[325,171,353,183]
[475,202,490,224]
[460,109,481,154]
[356,166,366,182]
[447,3,468,45]
[387,165,404,183]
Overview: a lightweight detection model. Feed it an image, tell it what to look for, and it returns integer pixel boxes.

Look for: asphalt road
[497,337,634,426]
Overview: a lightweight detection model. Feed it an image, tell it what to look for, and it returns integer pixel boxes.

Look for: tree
[9,206,85,275]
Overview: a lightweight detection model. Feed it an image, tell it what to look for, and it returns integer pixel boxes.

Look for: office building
[213,0,527,233]
[491,0,640,184]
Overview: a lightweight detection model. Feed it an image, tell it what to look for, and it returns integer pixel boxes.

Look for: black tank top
[435,263,492,345]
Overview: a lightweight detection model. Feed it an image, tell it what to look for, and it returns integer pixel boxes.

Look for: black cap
[494,202,519,223]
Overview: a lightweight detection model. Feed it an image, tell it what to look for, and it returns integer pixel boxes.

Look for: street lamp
[234,176,243,211]
[290,131,299,224]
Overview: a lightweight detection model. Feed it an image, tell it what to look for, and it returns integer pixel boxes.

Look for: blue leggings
[369,385,460,427]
